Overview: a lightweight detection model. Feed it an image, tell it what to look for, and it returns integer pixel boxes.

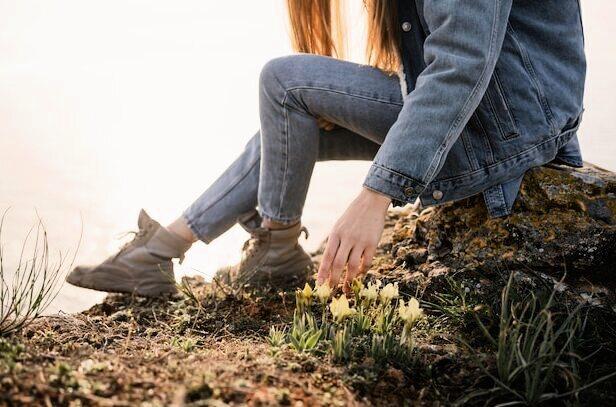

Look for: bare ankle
[167,217,198,243]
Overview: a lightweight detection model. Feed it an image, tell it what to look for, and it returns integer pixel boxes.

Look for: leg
[257,54,404,226]
[174,125,382,240]
[181,54,403,243]
[180,132,262,243]
[67,55,403,295]
[179,126,387,244]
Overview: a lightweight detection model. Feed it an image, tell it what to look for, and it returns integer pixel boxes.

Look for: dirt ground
[2,207,615,406]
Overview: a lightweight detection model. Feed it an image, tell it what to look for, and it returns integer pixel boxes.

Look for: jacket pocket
[483,71,521,141]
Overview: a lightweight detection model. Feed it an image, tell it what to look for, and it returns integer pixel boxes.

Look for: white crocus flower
[398,297,424,326]
[359,281,379,303]
[379,282,399,303]
[313,282,332,303]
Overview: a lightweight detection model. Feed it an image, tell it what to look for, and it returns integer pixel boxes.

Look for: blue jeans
[183,54,404,243]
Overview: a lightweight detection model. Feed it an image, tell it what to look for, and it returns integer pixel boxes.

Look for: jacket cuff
[363,163,425,205]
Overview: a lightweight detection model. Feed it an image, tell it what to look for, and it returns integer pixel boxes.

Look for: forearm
[363,0,513,204]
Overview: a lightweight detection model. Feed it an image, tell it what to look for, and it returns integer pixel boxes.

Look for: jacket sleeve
[363,0,513,203]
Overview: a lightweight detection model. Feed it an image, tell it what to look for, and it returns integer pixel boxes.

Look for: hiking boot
[66,209,192,297]
[215,220,315,290]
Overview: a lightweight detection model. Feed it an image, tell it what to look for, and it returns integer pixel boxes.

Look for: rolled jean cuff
[181,212,215,244]
[258,208,302,226]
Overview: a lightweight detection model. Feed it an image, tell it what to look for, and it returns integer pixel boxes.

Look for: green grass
[460,273,616,406]
[0,210,78,337]
[0,336,24,372]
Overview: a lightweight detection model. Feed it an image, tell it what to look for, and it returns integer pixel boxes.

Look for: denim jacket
[362,0,586,218]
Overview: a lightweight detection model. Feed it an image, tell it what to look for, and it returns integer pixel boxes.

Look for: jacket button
[432,190,444,200]
[403,186,415,196]
[401,22,412,32]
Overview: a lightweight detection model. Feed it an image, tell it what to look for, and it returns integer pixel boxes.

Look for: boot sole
[66,265,177,298]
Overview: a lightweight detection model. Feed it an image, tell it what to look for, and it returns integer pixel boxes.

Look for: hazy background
[0,1,613,313]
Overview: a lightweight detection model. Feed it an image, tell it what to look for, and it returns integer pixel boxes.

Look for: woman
[67,0,586,296]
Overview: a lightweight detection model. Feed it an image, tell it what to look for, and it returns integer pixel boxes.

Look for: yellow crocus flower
[329,294,356,323]
[300,282,313,300]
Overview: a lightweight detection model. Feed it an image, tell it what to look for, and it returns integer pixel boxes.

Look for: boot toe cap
[66,266,92,286]
[66,263,176,297]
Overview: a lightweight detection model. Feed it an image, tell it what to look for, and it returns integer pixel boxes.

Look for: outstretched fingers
[317,237,377,292]
[317,234,339,285]
[328,240,353,288]
[342,245,364,292]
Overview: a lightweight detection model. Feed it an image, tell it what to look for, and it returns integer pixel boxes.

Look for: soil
[2,193,616,406]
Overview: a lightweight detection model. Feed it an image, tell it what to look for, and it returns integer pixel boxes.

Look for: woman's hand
[317,117,336,131]
[317,187,391,291]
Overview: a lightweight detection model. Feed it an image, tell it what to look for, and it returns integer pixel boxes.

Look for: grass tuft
[459,273,616,406]
[0,209,79,337]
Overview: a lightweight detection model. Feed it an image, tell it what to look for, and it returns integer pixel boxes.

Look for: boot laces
[113,225,151,259]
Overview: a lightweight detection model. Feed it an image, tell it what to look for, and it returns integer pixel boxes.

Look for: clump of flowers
[272,278,425,367]
[398,297,425,347]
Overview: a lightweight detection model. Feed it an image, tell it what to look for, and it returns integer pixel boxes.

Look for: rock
[366,163,616,295]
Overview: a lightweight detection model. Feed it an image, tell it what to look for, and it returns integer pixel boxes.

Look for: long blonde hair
[286,0,400,73]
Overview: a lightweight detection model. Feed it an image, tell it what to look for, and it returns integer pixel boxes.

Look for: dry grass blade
[0,209,81,337]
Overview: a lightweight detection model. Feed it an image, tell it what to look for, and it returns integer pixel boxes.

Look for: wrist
[360,187,392,211]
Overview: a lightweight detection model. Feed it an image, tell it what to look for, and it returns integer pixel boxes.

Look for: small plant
[372,300,399,335]
[399,298,424,348]
[177,276,203,308]
[267,326,287,348]
[427,276,484,328]
[270,279,425,368]
[171,308,194,333]
[267,326,287,356]
[0,337,24,371]
[175,275,208,332]
[331,325,352,362]
[351,304,372,335]
[172,336,197,353]
[288,309,322,353]
[0,210,78,337]
[48,362,80,389]
[461,273,616,406]
[370,334,401,361]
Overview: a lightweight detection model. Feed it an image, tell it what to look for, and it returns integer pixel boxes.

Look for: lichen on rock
[368,163,616,299]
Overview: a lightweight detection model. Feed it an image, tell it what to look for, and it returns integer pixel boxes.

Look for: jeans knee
[260,56,293,92]
[260,54,316,93]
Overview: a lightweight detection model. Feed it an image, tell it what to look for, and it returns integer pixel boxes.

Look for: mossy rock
[383,163,615,286]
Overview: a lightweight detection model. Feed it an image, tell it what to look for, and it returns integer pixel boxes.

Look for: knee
[259,55,310,92]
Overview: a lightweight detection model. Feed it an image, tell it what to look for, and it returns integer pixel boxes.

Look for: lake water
[1,1,614,314]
